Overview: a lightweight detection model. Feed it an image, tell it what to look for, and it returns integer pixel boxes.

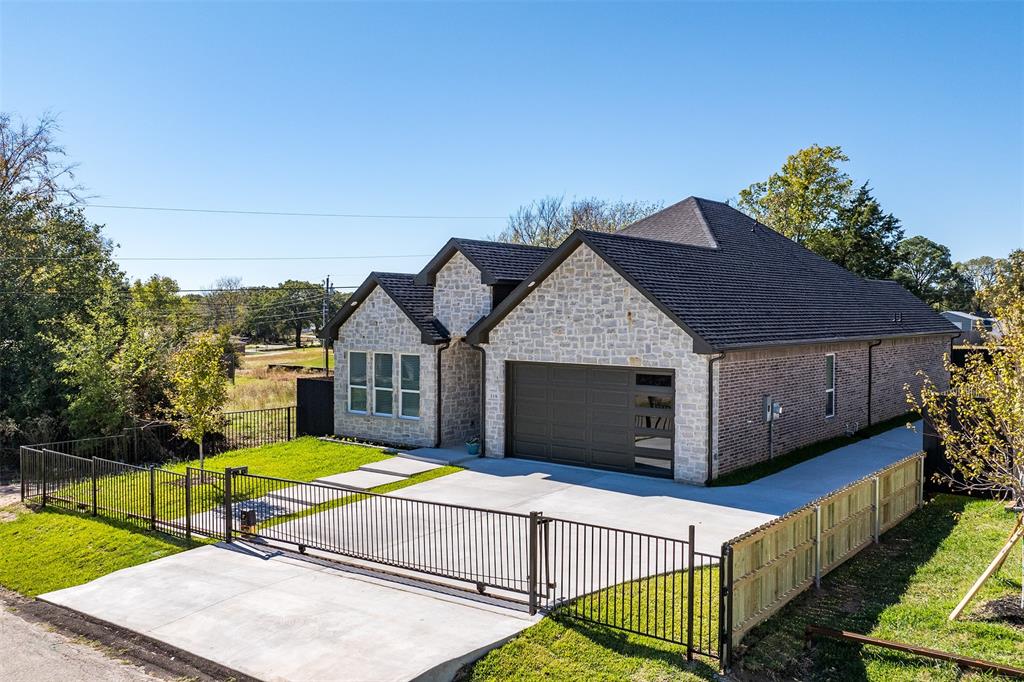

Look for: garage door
[507,362,675,476]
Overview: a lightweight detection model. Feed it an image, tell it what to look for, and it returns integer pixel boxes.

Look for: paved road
[0,598,161,682]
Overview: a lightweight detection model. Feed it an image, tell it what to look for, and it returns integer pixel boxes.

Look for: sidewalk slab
[315,470,406,490]
[359,458,442,477]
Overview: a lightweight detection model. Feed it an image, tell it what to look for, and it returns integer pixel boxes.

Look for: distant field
[226,347,331,411]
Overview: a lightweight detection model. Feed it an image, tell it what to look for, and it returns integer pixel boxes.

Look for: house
[323,197,957,484]
[940,310,1000,345]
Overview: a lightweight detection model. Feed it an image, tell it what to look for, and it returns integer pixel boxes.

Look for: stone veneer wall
[333,286,437,447]
[484,244,709,483]
[434,252,491,336]
[440,341,481,446]
[714,334,950,477]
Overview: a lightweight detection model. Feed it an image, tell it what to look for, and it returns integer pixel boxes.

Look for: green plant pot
[466,442,480,456]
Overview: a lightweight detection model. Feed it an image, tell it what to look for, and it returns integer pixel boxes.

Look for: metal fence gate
[20,448,722,661]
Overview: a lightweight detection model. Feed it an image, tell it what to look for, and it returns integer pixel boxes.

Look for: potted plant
[465,436,480,456]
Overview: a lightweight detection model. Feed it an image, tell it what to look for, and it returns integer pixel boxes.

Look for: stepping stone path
[180,455,443,530]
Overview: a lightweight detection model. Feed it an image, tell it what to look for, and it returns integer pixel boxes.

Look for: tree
[894,236,973,309]
[979,250,1024,315]
[910,297,1024,606]
[0,113,84,204]
[0,113,124,454]
[737,144,853,244]
[804,183,904,279]
[958,256,1000,313]
[493,196,662,247]
[168,333,228,471]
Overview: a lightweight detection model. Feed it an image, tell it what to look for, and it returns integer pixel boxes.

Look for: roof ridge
[452,237,555,251]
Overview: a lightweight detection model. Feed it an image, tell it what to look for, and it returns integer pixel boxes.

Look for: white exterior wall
[483,245,710,483]
[333,286,437,447]
[434,252,491,337]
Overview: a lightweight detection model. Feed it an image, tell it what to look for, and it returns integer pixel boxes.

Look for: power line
[85,203,506,220]
[4,254,432,262]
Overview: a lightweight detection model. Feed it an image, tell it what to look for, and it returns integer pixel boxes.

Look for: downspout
[867,340,881,426]
[705,353,726,485]
[466,340,487,456]
[434,341,451,448]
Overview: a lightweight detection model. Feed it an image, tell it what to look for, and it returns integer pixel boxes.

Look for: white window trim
[825,353,836,418]
[348,350,369,415]
[373,352,395,417]
[399,353,421,420]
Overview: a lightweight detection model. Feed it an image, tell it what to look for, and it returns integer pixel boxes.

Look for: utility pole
[322,275,331,375]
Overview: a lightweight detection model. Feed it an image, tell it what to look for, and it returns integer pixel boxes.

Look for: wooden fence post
[872,477,880,543]
[814,504,822,588]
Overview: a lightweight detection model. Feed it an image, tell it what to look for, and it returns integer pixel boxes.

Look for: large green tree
[737,144,853,244]
[894,236,973,309]
[803,183,904,279]
[0,115,125,451]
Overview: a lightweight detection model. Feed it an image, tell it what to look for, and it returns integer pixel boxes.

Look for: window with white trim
[400,354,421,419]
[825,353,836,418]
[373,353,394,416]
[348,352,368,414]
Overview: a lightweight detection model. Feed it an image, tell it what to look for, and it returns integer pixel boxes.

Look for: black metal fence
[20,447,722,662]
[23,407,296,467]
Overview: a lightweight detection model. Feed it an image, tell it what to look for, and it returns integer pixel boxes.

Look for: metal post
[724,545,735,671]
[19,449,25,502]
[185,468,192,544]
[287,407,293,441]
[527,511,539,615]
[718,544,727,665]
[686,524,696,662]
[872,477,881,543]
[91,458,98,516]
[40,451,47,508]
[814,504,822,588]
[223,468,233,543]
[149,465,157,530]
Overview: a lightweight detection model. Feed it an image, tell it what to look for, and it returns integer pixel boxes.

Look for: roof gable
[322,272,449,345]
[414,237,554,285]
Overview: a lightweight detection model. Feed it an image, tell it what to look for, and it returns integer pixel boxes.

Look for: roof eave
[716,329,961,352]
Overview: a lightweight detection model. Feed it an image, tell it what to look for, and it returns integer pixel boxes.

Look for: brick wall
[333,286,437,447]
[484,244,709,483]
[714,335,950,477]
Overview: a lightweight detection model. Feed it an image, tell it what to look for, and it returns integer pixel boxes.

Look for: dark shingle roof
[470,197,957,350]
[415,237,554,285]
[374,273,449,342]
[322,272,449,344]
[617,197,718,247]
[451,238,554,282]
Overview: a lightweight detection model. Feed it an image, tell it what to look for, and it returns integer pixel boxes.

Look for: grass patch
[225,368,297,411]
[52,438,396,520]
[241,347,332,370]
[737,494,1024,680]
[0,505,190,597]
[464,566,720,681]
[711,412,919,487]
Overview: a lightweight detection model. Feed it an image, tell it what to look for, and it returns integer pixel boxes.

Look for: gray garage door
[507,362,675,477]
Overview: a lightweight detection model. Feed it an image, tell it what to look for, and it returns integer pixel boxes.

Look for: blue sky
[2,1,1021,290]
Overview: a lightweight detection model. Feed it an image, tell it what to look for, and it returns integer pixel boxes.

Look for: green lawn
[0,506,190,597]
[465,567,720,681]
[737,494,1024,681]
[242,347,333,370]
[711,412,919,487]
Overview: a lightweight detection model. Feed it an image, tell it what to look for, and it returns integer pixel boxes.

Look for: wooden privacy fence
[720,452,925,664]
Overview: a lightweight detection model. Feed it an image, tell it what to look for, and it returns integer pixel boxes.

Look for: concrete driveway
[39,422,922,681]
[41,543,537,682]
